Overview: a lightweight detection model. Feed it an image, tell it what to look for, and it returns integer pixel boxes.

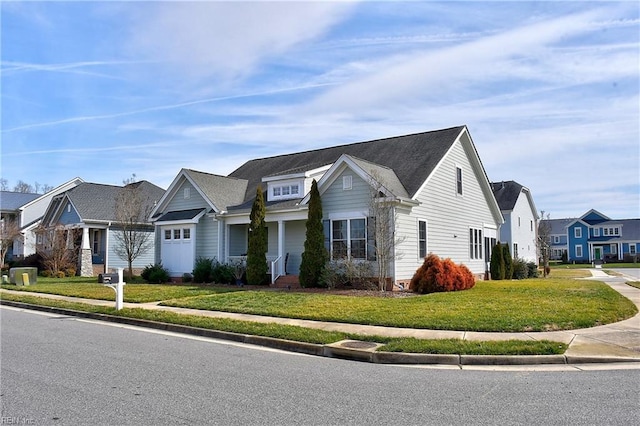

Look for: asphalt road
[1,306,639,426]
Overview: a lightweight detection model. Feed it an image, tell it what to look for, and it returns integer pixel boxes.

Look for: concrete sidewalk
[2,269,639,365]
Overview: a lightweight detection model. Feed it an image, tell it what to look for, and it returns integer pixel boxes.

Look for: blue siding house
[543,210,640,263]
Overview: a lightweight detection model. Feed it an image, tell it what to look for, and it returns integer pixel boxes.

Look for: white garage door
[161,227,194,276]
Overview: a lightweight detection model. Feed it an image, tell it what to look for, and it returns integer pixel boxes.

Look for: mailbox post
[102,268,126,310]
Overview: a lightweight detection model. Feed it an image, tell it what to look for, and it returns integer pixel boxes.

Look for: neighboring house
[151,126,504,285]
[1,191,39,263]
[544,217,574,260]
[542,210,640,263]
[40,181,165,276]
[491,181,538,263]
[0,178,85,263]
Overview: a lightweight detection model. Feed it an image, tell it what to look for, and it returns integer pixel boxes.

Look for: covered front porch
[590,241,623,263]
[224,211,308,285]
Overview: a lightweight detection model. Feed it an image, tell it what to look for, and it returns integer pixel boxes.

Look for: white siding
[395,138,498,279]
[503,193,537,263]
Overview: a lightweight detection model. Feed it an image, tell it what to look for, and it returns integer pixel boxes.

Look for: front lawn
[161,279,637,332]
[0,293,567,355]
[1,278,240,303]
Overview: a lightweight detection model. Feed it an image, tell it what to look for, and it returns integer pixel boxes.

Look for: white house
[151,126,504,285]
[491,181,539,263]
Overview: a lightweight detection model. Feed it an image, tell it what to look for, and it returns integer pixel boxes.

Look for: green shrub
[512,258,528,280]
[193,257,214,283]
[502,244,513,279]
[211,261,235,285]
[527,262,539,278]
[182,273,193,283]
[141,263,170,284]
[490,242,505,280]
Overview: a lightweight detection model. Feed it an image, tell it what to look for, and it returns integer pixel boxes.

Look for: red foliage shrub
[410,253,476,294]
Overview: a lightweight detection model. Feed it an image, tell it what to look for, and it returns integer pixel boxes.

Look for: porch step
[272,274,300,289]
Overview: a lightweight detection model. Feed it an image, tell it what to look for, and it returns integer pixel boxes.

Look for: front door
[594,247,602,261]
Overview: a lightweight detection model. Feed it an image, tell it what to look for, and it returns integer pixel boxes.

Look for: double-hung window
[456,167,463,195]
[469,228,482,259]
[325,218,369,260]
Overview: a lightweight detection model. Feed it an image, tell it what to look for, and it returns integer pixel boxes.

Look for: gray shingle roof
[0,191,40,212]
[228,126,466,204]
[490,181,523,211]
[66,181,165,223]
[541,218,575,235]
[183,169,247,212]
[348,155,409,198]
[156,208,206,222]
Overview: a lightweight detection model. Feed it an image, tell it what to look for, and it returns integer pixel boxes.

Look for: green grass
[1,279,240,303]
[0,293,567,355]
[379,338,567,355]
[544,269,592,279]
[550,262,639,269]
[160,279,637,332]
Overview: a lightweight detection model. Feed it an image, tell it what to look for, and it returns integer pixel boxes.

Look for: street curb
[3,300,640,366]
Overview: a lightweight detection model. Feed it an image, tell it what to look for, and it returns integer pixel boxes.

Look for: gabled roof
[0,191,40,212]
[45,181,165,224]
[151,169,248,217]
[578,209,610,225]
[490,181,523,211]
[229,126,466,204]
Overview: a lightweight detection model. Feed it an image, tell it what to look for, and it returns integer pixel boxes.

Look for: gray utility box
[98,273,120,284]
[10,267,38,286]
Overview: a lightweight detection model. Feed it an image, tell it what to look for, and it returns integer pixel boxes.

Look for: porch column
[278,220,284,276]
[619,243,623,261]
[79,227,93,277]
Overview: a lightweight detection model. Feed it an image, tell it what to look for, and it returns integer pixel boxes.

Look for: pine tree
[490,242,505,280]
[502,243,513,280]
[299,179,327,287]
[246,186,267,285]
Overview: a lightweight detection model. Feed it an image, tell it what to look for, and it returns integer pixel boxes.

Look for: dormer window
[271,183,300,200]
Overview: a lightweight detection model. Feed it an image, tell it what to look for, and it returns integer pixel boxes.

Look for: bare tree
[112,182,154,279]
[0,178,8,191]
[537,210,552,278]
[36,224,79,275]
[0,217,22,269]
[368,173,406,291]
[13,180,34,193]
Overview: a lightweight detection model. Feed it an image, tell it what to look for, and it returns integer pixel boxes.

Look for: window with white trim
[418,220,427,259]
[456,167,463,195]
[574,227,582,238]
[173,229,181,240]
[594,228,600,237]
[611,244,617,254]
[513,243,519,259]
[576,245,583,258]
[184,187,190,199]
[183,228,191,240]
[630,244,637,255]
[469,228,482,260]
[324,218,369,260]
[271,183,301,200]
[164,230,172,240]
[553,235,560,244]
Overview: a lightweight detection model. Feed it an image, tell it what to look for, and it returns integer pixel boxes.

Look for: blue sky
[2,1,638,219]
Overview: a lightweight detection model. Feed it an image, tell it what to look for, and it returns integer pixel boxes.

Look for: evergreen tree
[246,186,267,285]
[299,179,327,287]
[502,243,513,280]
[490,242,505,280]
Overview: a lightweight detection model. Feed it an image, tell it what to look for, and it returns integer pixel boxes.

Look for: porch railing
[271,255,283,284]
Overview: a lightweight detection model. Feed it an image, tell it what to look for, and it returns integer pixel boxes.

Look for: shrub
[490,242,505,280]
[182,273,193,283]
[55,271,66,279]
[527,262,539,278]
[211,261,235,284]
[512,258,528,280]
[561,251,568,264]
[320,260,347,289]
[410,253,475,294]
[141,263,170,284]
[502,244,513,279]
[193,257,214,283]
[65,267,77,277]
